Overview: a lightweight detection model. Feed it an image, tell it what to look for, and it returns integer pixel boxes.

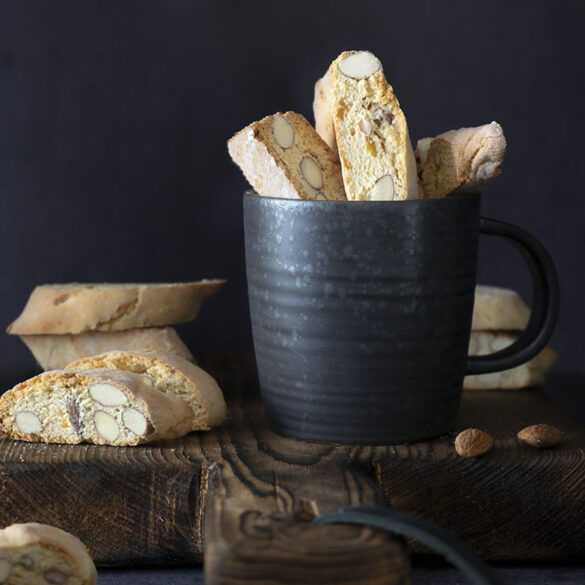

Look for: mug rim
[243,190,480,206]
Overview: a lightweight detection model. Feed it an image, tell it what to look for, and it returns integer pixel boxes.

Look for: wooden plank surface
[0,437,205,565]
[95,565,585,585]
[379,389,585,559]
[0,351,583,579]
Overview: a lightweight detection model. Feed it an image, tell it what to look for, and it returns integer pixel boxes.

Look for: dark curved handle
[314,506,505,585]
[466,217,559,375]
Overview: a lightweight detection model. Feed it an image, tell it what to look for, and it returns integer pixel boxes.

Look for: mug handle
[314,506,504,585]
[466,217,559,376]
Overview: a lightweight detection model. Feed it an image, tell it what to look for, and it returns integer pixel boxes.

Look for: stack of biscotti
[0,349,227,445]
[464,285,557,390]
[7,281,225,370]
[228,49,506,201]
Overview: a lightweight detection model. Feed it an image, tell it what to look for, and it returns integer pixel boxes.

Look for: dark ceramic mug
[243,192,559,444]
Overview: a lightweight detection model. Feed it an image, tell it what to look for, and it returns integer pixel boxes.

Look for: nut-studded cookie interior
[228,111,347,201]
[0,370,173,446]
[0,544,81,585]
[0,523,96,585]
[331,50,418,201]
[65,350,226,430]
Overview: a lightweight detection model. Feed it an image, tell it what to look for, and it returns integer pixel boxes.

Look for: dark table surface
[96,564,585,584]
[1,365,582,584]
[81,368,585,585]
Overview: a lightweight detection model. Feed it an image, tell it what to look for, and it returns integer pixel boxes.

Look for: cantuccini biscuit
[0,522,97,585]
[325,50,419,200]
[228,111,346,201]
[0,369,193,446]
[416,122,506,198]
[7,281,225,336]
[18,327,194,371]
[66,350,226,430]
[313,69,337,154]
[472,285,531,332]
[464,332,557,390]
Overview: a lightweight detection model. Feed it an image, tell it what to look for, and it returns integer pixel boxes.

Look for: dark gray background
[0,1,583,387]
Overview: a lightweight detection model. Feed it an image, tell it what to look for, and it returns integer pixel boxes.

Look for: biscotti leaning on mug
[7,281,225,369]
[464,285,557,390]
[228,49,506,201]
[0,522,97,585]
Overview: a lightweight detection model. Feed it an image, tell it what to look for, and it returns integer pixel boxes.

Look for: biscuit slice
[313,69,337,154]
[472,285,531,332]
[0,369,193,445]
[0,522,97,585]
[416,122,506,198]
[18,327,194,371]
[227,111,346,200]
[464,365,547,391]
[464,332,557,390]
[65,350,226,430]
[328,50,419,201]
[7,280,225,336]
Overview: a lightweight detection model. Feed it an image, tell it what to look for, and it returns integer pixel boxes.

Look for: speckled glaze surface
[244,193,484,444]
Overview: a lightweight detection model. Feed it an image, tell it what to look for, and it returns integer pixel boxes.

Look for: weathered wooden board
[0,352,583,581]
[0,437,205,565]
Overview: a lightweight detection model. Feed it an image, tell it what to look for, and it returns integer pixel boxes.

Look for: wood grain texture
[377,390,585,559]
[199,356,409,584]
[0,351,584,577]
[0,439,205,566]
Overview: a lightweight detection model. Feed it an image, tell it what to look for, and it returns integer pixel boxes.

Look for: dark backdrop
[1,2,583,388]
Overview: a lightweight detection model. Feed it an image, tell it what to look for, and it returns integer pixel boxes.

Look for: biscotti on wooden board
[19,327,194,371]
[65,350,226,430]
[464,360,548,390]
[7,281,225,336]
[465,285,556,390]
[472,284,530,331]
[0,522,97,585]
[228,111,346,201]
[464,331,557,390]
[322,50,419,201]
[416,122,506,198]
[0,369,194,446]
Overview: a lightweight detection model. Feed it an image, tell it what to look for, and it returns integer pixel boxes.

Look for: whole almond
[517,424,563,448]
[454,428,494,458]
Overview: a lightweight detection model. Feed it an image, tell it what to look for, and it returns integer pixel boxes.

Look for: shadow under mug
[243,192,559,444]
